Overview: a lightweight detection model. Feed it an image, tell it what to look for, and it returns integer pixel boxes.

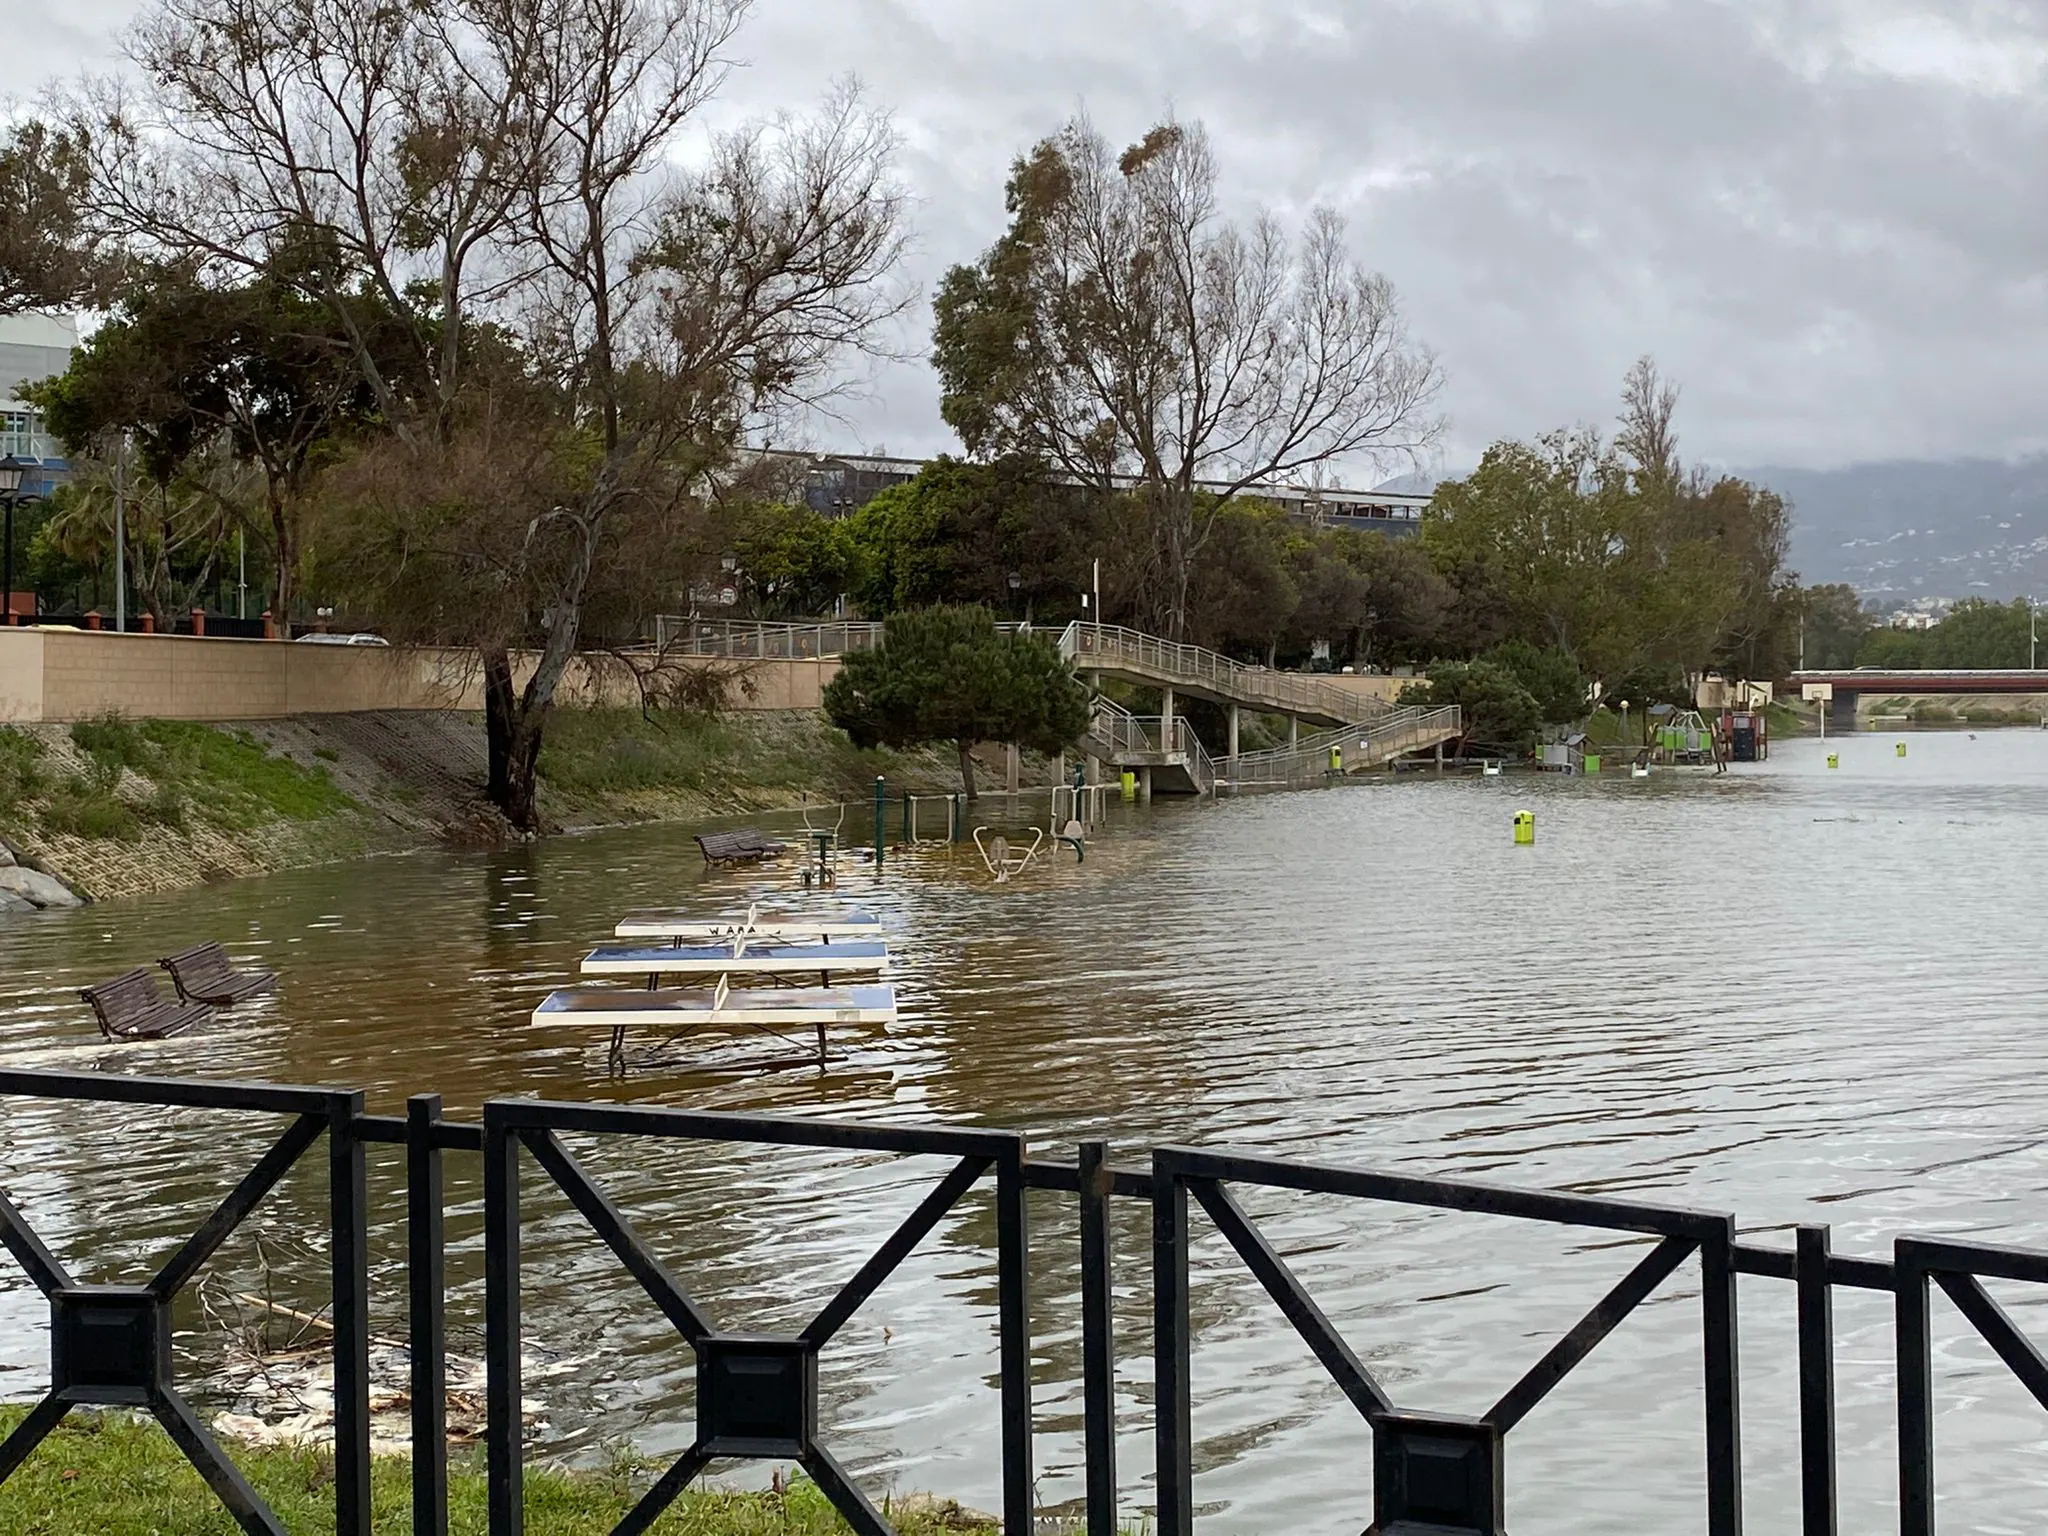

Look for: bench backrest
[698,831,764,855]
[163,942,232,986]
[82,967,166,1027]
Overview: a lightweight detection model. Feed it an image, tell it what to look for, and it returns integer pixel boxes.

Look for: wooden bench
[81,967,212,1041]
[696,829,789,866]
[159,942,278,1006]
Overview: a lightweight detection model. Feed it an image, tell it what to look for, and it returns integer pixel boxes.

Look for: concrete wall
[0,628,840,723]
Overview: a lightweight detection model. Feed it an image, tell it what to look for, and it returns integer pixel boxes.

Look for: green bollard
[873,776,885,868]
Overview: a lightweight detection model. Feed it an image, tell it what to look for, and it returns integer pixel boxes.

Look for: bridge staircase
[1059,622,1462,794]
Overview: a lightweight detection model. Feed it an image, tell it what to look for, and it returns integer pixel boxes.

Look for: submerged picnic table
[533,981,898,1074]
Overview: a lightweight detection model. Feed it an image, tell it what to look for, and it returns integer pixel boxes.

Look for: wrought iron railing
[5,1065,2047,1535]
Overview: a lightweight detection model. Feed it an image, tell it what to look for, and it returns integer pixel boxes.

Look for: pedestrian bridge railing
[1059,621,1393,725]
[1225,705,1463,787]
[0,1064,2037,1536]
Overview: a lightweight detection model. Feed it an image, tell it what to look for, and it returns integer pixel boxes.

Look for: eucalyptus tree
[934,114,1443,639]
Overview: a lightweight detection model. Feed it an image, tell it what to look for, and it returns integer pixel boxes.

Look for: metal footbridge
[660,616,1462,796]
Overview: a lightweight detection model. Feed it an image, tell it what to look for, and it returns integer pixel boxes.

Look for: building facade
[788,451,1430,533]
[0,312,79,497]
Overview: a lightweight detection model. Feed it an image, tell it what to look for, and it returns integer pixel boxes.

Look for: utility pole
[114,433,128,633]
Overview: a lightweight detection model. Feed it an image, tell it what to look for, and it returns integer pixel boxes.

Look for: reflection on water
[7,732,2048,1530]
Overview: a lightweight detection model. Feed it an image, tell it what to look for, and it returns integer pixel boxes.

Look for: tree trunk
[956,740,979,802]
[483,645,520,812]
[270,498,294,621]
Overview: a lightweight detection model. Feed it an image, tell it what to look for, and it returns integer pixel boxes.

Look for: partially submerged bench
[159,942,277,1006]
[81,967,212,1041]
[696,829,788,866]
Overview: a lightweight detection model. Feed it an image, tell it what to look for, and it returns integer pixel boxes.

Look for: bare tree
[935,114,1443,638]
[76,0,906,829]
[1616,354,1681,495]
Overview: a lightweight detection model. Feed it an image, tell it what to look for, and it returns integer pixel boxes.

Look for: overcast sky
[17,0,2048,478]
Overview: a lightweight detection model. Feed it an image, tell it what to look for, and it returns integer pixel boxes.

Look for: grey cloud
[22,0,2048,471]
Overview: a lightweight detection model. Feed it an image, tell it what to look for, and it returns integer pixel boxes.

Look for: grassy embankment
[0,716,357,846]
[0,1406,997,1536]
[0,708,1052,902]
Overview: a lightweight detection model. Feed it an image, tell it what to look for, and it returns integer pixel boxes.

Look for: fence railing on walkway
[652,618,887,660]
[3,1064,2043,1536]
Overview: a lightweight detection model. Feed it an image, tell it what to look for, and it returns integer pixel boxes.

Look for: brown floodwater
[6,732,2048,1532]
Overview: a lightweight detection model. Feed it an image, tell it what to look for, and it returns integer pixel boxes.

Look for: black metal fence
[1,1065,2045,1535]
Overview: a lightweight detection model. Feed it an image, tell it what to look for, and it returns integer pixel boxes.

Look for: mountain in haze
[1745,457,2048,606]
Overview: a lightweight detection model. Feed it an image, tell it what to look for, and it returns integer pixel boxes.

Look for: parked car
[294,632,389,646]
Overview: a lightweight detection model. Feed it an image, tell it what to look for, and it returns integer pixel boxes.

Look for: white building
[0,312,79,493]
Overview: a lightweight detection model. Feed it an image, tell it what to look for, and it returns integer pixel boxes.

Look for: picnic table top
[613,908,882,939]
[532,984,897,1027]
[579,941,889,975]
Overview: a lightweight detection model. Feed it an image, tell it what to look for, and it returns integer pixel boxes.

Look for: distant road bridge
[1790,669,2048,729]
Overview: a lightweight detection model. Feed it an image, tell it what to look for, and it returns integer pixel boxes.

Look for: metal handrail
[1059,622,1398,724]
[1227,705,1463,785]
[653,617,886,660]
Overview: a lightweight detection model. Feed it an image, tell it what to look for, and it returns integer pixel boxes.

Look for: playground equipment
[898,792,965,848]
[973,826,1046,884]
[800,803,844,888]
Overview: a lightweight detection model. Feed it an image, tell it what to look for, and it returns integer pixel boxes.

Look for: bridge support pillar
[1161,686,1175,729]
[1435,740,1444,774]
[1227,704,1240,774]
[1007,742,1021,795]
[1139,766,1153,803]
[1086,753,1101,784]
[1288,716,1299,748]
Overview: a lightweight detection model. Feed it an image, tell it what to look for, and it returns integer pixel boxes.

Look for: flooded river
[5,729,2048,1532]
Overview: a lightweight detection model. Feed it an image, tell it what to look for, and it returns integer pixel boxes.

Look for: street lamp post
[0,457,26,628]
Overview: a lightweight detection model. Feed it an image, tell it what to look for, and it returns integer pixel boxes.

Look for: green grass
[538,709,967,809]
[63,716,358,833]
[0,728,47,823]
[0,1406,997,1535]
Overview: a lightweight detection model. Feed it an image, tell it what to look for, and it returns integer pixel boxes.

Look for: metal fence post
[328,1094,371,1536]
[997,1140,1033,1533]
[1796,1225,1836,1536]
[1702,1222,1743,1536]
[1897,1244,1934,1536]
[408,1095,450,1536]
[873,776,885,868]
[1078,1141,1116,1536]
[483,1110,523,1536]
[1153,1154,1192,1536]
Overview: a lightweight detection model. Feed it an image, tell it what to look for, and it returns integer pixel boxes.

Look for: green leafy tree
[823,605,1092,798]
[1928,599,2033,668]
[29,267,384,617]
[1397,660,1541,754]
[841,456,1108,619]
[0,119,120,313]
[1799,584,1876,670]
[1484,640,1589,725]
[1854,626,1930,668]
[729,503,853,618]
